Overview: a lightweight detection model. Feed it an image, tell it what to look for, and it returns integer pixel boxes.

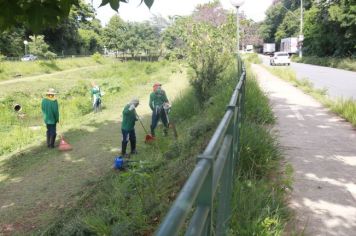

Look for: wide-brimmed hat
[130,97,139,105]
[46,88,57,95]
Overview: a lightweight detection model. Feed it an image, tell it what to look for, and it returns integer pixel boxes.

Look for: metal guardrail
[155,56,246,236]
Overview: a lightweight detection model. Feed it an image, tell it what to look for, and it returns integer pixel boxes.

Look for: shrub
[92,52,103,63]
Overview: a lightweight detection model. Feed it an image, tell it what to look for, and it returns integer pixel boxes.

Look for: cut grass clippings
[265,66,356,126]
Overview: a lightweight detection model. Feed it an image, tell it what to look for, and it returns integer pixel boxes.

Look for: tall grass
[229,64,291,235]
[0,60,176,156]
[42,64,239,236]
[0,56,113,81]
[266,66,356,126]
[292,55,356,72]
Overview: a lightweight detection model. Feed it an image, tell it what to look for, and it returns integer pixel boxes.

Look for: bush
[92,52,103,63]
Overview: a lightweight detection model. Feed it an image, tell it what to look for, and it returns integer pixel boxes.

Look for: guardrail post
[195,155,214,236]
[216,135,234,235]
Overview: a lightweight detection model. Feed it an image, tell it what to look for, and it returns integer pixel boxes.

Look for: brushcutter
[136,114,155,143]
[113,156,141,170]
[163,103,178,139]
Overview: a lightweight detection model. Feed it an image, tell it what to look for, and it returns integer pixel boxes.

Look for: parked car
[270,52,291,66]
[21,54,37,61]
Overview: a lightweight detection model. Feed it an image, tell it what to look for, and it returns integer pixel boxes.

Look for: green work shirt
[91,86,101,100]
[121,104,137,131]
[149,88,168,110]
[41,98,59,125]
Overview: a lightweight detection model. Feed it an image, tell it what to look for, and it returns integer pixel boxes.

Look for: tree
[103,15,127,55]
[28,35,56,58]
[41,0,99,55]
[0,27,25,57]
[259,2,286,43]
[0,0,155,32]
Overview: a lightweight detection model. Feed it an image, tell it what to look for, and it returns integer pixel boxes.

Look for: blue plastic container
[114,156,124,169]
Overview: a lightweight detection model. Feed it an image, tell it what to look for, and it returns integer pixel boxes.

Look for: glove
[129,104,135,111]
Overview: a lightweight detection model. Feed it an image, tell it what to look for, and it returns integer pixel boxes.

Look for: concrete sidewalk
[251,64,356,236]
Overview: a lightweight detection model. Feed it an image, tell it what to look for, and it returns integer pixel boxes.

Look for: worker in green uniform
[121,98,140,157]
[41,88,59,148]
[91,81,102,113]
[149,83,170,136]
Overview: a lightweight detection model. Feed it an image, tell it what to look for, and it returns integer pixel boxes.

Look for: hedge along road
[0,69,189,235]
[252,64,356,236]
[260,55,356,99]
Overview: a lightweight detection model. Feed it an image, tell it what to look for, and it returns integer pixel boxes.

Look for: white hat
[46,88,57,95]
[130,97,139,105]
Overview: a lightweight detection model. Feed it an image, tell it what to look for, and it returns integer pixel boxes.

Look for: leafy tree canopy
[0,0,154,32]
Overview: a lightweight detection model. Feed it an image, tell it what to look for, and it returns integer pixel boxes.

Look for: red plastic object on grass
[58,135,72,151]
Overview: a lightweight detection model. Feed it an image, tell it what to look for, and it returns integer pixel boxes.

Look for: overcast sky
[87,0,273,26]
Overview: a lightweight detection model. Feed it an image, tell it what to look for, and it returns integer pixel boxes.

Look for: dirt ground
[252,64,356,236]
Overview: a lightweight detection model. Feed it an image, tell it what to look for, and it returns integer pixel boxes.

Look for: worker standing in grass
[149,83,170,137]
[91,81,102,113]
[41,88,59,148]
[121,98,140,157]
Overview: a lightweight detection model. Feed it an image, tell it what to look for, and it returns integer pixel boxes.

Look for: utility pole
[299,0,303,58]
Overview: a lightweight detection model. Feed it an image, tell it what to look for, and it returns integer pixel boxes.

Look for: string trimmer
[137,114,155,143]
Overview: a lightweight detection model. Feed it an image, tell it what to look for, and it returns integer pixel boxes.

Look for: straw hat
[46,88,57,95]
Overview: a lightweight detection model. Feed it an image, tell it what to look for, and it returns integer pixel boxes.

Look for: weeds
[0,56,112,81]
[292,55,356,72]
[229,63,290,235]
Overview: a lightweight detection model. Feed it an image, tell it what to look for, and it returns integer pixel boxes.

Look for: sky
[88,0,274,26]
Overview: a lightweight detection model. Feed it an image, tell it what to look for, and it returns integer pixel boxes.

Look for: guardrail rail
[156,56,246,236]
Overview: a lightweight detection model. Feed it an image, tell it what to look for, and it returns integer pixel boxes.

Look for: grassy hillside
[0,59,186,235]
[0,55,113,81]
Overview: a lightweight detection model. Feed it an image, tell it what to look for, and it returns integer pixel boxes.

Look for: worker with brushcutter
[91,81,102,113]
[149,83,170,137]
[41,88,59,148]
[121,98,140,157]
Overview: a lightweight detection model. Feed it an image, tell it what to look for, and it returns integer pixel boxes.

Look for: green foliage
[242,53,262,64]
[91,52,103,63]
[261,0,355,56]
[230,62,289,235]
[28,35,57,58]
[292,55,356,71]
[0,0,155,32]
[103,15,160,58]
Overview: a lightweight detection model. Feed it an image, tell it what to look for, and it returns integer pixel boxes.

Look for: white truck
[245,45,254,53]
[280,37,298,54]
[263,43,276,55]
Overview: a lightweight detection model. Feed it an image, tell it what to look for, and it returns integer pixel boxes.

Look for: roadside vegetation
[0,55,111,81]
[229,61,291,235]
[1,1,294,235]
[292,56,356,72]
[0,59,174,157]
[266,66,356,126]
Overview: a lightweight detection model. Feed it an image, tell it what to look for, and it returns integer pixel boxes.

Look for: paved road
[252,64,356,236]
[260,55,356,99]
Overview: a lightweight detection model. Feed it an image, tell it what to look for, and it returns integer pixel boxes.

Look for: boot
[130,140,137,155]
[50,134,56,148]
[121,141,128,155]
[150,126,155,137]
[46,133,51,148]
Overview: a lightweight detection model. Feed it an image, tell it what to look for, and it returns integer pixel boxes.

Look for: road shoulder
[251,64,356,236]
